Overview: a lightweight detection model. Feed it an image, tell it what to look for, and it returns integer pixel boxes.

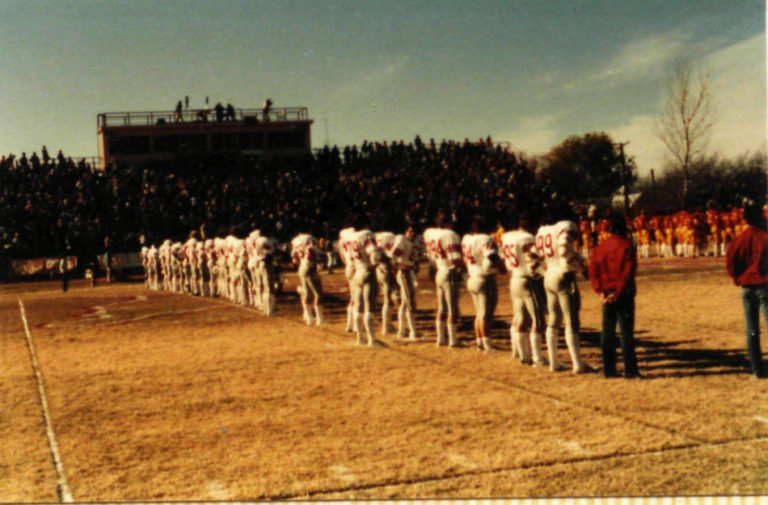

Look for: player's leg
[435,269,448,346]
[526,278,548,366]
[297,264,313,325]
[249,263,261,309]
[545,286,564,371]
[558,289,586,373]
[345,264,356,333]
[405,270,418,338]
[475,277,489,350]
[396,269,417,338]
[267,261,278,315]
[239,268,250,306]
[510,277,529,361]
[445,269,460,347]
[362,269,377,345]
[377,267,391,335]
[352,270,367,344]
[544,272,567,371]
[307,267,323,325]
[511,292,526,360]
[482,275,498,351]
[467,275,483,349]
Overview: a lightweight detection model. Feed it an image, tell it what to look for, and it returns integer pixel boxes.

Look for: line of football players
[139,212,596,373]
[139,229,280,317]
[578,205,766,260]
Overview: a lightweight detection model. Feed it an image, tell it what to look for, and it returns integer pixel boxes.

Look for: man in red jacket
[726,201,768,378]
[588,212,640,378]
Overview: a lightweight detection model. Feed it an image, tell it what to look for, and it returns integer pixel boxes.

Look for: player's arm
[483,240,505,274]
[363,234,382,265]
[559,234,587,276]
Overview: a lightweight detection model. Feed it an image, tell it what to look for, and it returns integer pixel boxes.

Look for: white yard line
[18,299,73,503]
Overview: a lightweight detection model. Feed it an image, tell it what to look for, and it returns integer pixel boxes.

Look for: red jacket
[726,226,768,286]
[588,234,637,297]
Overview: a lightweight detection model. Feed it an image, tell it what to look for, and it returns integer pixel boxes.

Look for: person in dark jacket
[588,212,640,378]
[726,201,768,378]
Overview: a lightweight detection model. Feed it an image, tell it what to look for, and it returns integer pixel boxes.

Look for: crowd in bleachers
[1,136,763,275]
[0,137,565,264]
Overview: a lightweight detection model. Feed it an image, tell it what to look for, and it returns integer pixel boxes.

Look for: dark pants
[741,284,767,377]
[601,292,639,377]
[62,271,69,292]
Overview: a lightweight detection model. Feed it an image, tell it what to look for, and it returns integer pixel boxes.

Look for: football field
[1,258,767,501]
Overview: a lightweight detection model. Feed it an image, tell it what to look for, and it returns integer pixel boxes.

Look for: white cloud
[705,33,767,158]
[594,32,687,84]
[494,116,560,156]
[334,58,408,98]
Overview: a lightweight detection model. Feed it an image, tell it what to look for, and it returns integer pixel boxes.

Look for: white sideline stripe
[18,299,73,503]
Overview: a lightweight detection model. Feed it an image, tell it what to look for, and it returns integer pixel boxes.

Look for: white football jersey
[390,234,419,269]
[245,230,260,257]
[462,233,499,277]
[350,229,381,268]
[253,235,277,261]
[291,234,320,265]
[338,227,356,266]
[184,238,197,259]
[375,231,396,255]
[537,221,583,273]
[500,230,541,279]
[423,227,462,270]
[535,224,557,271]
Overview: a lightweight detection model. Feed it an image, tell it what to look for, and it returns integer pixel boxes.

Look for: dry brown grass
[1,258,767,501]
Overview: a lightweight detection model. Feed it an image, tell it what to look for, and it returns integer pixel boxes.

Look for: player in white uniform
[147,244,160,290]
[253,231,279,315]
[245,230,263,309]
[213,237,228,298]
[140,246,151,289]
[348,227,383,345]
[230,236,250,305]
[500,215,547,365]
[158,239,172,291]
[462,217,504,351]
[170,241,185,293]
[338,225,357,333]
[389,225,420,339]
[537,220,589,373]
[204,239,217,297]
[193,240,207,296]
[183,234,199,295]
[375,231,398,335]
[423,213,463,347]
[291,233,323,325]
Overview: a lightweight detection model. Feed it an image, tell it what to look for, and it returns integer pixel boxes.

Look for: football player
[423,211,463,347]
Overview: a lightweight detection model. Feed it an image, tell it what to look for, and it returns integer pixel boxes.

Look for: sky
[0,0,765,177]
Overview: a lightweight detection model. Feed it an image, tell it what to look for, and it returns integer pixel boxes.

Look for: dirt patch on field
[1,260,766,500]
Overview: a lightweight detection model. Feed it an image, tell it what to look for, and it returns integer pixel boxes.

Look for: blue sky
[1,0,765,176]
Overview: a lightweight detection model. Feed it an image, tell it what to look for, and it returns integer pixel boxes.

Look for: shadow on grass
[581,328,750,378]
[280,294,753,378]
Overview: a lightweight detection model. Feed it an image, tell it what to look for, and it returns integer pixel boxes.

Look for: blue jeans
[601,292,639,378]
[741,284,768,376]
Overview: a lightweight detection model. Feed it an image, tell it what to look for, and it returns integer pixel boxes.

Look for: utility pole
[616,141,630,212]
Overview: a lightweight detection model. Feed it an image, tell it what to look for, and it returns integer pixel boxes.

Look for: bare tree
[654,62,715,208]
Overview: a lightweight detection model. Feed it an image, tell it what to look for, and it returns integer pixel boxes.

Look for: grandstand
[97,105,313,169]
